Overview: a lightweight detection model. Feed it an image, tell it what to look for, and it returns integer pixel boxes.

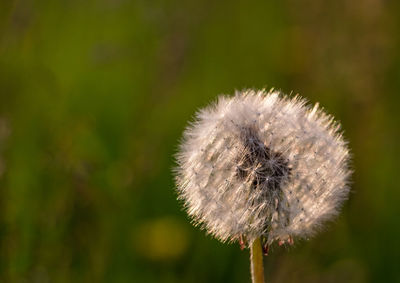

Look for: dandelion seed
[175,89,351,250]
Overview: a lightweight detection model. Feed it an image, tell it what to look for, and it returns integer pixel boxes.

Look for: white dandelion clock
[175,89,351,283]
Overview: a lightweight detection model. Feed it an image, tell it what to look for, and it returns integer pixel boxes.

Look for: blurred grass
[0,0,399,282]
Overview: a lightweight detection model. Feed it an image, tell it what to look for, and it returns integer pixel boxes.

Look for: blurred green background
[0,0,399,282]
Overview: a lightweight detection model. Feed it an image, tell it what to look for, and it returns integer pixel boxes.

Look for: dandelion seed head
[175,89,351,247]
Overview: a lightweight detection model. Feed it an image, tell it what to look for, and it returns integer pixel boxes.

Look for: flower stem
[250,237,265,283]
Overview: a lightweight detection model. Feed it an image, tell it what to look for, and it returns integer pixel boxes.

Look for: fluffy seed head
[175,89,351,247]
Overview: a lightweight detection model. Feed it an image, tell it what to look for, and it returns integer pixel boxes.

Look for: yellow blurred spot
[134,216,189,261]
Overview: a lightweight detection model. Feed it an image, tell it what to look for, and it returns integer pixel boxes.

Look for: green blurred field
[0,0,399,282]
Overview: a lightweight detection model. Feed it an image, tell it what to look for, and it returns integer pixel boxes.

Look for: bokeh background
[0,0,399,282]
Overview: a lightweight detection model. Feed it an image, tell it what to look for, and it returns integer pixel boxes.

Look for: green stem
[250,237,265,283]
